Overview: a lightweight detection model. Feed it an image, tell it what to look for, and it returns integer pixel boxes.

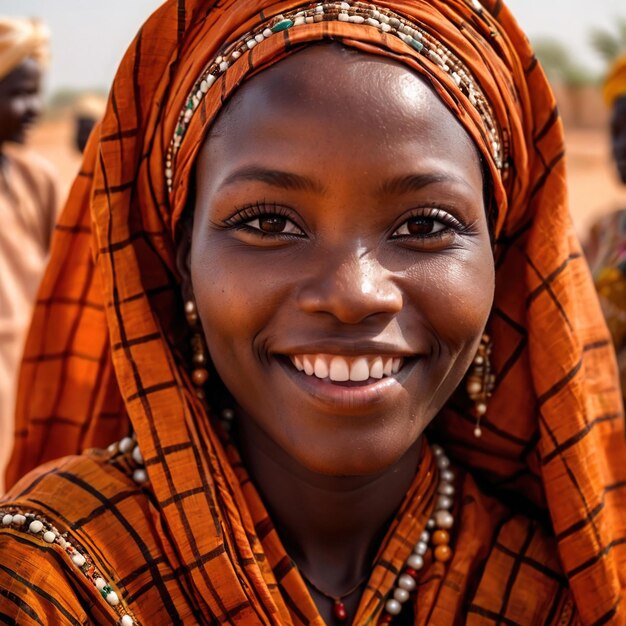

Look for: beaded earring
[184,299,235,430]
[465,334,495,438]
[184,300,210,397]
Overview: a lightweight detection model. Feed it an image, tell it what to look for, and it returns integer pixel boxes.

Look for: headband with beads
[165,0,506,192]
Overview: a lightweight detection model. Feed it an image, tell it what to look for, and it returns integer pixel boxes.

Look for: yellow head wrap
[603,53,626,108]
[0,17,49,81]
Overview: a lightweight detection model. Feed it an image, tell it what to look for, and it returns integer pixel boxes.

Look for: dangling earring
[184,299,235,431]
[466,333,495,438]
[185,300,209,398]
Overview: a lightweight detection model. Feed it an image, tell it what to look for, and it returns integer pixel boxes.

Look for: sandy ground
[27,114,626,242]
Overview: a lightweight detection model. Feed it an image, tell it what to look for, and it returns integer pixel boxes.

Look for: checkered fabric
[2,0,625,624]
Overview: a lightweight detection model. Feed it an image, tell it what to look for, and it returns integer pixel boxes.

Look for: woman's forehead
[203,44,481,174]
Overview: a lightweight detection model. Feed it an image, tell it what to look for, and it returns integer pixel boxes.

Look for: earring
[185,300,209,397]
[466,333,495,438]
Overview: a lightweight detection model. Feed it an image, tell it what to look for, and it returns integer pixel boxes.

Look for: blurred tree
[533,37,595,87]
[590,18,626,65]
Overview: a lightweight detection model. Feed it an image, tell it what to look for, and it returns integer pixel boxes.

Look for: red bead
[380,614,393,624]
[192,368,209,386]
[404,568,418,579]
[333,600,348,622]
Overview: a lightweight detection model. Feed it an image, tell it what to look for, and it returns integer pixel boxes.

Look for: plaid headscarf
[3,1,626,624]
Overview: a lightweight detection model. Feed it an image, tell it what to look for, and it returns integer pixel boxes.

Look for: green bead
[176,125,184,136]
[408,38,424,52]
[100,585,112,599]
[186,99,194,109]
[270,19,294,33]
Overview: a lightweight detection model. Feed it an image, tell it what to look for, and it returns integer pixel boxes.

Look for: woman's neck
[236,413,422,620]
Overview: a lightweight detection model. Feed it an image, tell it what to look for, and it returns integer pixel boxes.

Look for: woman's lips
[277,353,415,410]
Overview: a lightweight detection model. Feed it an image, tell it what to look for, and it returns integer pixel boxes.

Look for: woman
[0,16,58,493]
[1,1,625,624]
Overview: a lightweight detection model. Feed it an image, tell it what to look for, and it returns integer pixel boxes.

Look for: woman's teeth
[290,354,403,382]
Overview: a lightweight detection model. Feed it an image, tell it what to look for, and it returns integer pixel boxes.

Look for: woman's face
[0,58,42,145]
[189,45,495,476]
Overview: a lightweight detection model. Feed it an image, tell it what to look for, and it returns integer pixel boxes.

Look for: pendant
[333,599,348,622]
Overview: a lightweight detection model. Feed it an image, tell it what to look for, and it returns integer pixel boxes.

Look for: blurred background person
[0,16,58,493]
[72,91,106,153]
[585,52,626,407]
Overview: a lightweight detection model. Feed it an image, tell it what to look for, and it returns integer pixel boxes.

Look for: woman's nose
[297,252,403,324]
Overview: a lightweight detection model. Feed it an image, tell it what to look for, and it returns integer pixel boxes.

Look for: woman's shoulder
[0,446,153,625]
[441,471,578,625]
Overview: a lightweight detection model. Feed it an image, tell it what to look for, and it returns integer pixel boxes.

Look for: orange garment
[0,145,58,493]
[1,0,625,624]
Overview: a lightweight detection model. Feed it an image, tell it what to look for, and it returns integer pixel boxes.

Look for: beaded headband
[165,0,506,192]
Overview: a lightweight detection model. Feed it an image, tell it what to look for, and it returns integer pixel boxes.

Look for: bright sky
[2,0,625,94]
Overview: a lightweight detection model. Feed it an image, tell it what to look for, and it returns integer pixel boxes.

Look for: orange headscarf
[4,0,626,623]
[603,53,626,108]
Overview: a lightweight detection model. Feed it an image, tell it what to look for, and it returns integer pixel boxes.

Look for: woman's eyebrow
[378,173,470,195]
[219,166,326,193]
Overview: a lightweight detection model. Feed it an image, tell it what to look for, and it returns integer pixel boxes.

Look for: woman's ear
[176,212,194,304]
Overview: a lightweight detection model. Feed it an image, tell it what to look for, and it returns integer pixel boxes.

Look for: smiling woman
[0,1,625,625]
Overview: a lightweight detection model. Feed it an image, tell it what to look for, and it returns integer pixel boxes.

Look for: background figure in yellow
[0,17,58,493]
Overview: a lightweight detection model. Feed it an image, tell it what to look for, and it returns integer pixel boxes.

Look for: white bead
[378,13,390,23]
[419,530,430,543]
[2,514,13,526]
[231,50,241,60]
[315,4,324,12]
[474,426,483,438]
[119,437,133,453]
[438,483,455,497]
[246,39,257,49]
[366,18,380,27]
[348,15,365,23]
[407,554,424,570]
[381,23,391,32]
[43,531,56,543]
[294,16,305,25]
[394,587,410,603]
[263,28,273,38]
[107,442,118,454]
[205,75,216,88]
[218,61,229,73]
[222,409,234,421]
[441,469,455,482]
[29,520,43,534]
[338,12,349,22]
[437,495,453,510]
[132,446,143,465]
[339,2,350,8]
[435,510,454,529]
[436,455,450,470]
[385,599,402,616]
[431,445,443,456]
[133,468,148,484]
[72,553,86,567]
[106,590,120,606]
[195,90,203,101]
[121,616,134,626]
[305,16,314,24]
[200,80,209,93]
[215,56,223,64]
[426,518,436,529]
[95,578,107,590]
[398,574,416,591]
[13,514,26,525]
[414,541,428,556]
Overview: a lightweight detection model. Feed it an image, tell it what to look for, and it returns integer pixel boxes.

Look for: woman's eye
[393,217,447,237]
[246,215,303,235]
